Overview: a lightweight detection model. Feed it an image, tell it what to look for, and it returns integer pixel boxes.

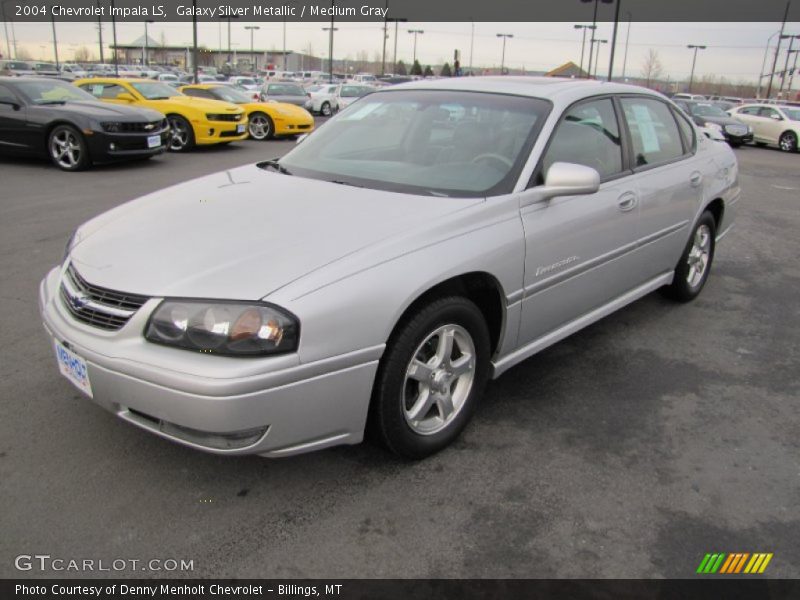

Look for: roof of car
[384,76,663,103]
[179,83,222,89]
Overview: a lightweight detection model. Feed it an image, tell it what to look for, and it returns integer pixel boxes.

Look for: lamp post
[409,29,424,65]
[50,13,59,70]
[386,18,406,74]
[1,1,12,59]
[592,38,607,78]
[778,34,800,97]
[574,24,595,77]
[687,44,706,93]
[245,26,260,72]
[497,33,512,75]
[1,1,18,59]
[380,0,388,75]
[282,12,287,71]
[322,26,338,82]
[758,31,781,98]
[766,1,791,99]
[143,19,153,66]
[95,0,104,63]
[226,15,239,64]
[621,11,631,80]
[580,0,613,80]
[607,0,621,81]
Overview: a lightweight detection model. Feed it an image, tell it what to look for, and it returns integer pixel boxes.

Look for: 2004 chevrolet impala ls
[40,77,739,459]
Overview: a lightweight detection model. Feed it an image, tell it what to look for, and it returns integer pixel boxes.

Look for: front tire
[248,112,274,140]
[320,101,332,117]
[371,296,490,459]
[779,131,797,152]
[663,211,716,302]
[48,125,89,171]
[166,114,195,151]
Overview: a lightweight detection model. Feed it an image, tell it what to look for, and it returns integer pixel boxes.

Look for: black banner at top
[4,0,800,22]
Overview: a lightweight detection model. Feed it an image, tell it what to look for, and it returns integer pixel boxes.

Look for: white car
[306,83,340,116]
[61,63,88,78]
[336,84,375,109]
[728,104,800,152]
[41,77,739,459]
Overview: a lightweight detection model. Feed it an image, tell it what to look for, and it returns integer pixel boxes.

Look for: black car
[0,77,169,171]
[674,100,753,147]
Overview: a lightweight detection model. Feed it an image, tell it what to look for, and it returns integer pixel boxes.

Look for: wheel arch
[704,197,725,229]
[385,271,507,359]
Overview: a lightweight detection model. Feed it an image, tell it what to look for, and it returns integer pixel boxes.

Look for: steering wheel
[471,153,513,170]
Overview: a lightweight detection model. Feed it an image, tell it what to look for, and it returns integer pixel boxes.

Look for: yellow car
[73,78,248,151]
[179,84,314,141]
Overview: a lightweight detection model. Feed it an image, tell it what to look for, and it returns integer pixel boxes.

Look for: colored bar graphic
[699,552,773,574]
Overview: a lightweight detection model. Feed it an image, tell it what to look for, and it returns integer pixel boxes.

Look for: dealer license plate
[54,339,93,397]
[147,134,161,148]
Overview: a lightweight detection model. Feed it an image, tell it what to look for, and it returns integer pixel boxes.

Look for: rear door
[757,106,785,144]
[0,83,32,151]
[735,106,770,143]
[619,96,702,278]
[518,96,643,344]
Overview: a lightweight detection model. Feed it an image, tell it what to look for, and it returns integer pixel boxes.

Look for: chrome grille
[59,264,149,331]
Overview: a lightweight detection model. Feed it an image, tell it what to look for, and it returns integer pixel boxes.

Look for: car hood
[69,164,483,300]
[36,100,164,121]
[163,95,243,113]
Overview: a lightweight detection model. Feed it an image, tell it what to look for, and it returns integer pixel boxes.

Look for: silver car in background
[40,77,739,459]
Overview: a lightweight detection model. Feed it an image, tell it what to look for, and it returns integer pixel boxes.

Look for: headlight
[145,300,299,356]
[706,122,723,132]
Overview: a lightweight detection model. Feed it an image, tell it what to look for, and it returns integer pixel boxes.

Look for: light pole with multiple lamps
[322,26,338,82]
[686,44,706,93]
[592,39,607,78]
[787,48,799,94]
[408,29,424,65]
[574,24,596,77]
[580,0,612,79]
[244,25,260,72]
[497,33,512,75]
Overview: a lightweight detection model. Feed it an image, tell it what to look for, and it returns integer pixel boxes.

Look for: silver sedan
[40,77,739,459]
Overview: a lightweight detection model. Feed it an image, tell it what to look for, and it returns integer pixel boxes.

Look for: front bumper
[193,119,249,145]
[723,131,753,145]
[87,128,169,161]
[39,266,381,457]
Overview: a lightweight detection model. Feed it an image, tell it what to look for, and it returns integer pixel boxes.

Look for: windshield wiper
[37,100,67,105]
[258,159,292,175]
[148,96,171,100]
[327,179,364,188]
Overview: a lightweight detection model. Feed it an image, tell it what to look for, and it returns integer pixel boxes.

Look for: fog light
[209,128,215,136]
[109,142,116,150]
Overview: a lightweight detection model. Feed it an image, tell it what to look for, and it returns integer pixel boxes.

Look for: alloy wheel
[686,224,711,288]
[248,114,271,140]
[402,324,476,436]
[167,116,190,150]
[50,130,82,169]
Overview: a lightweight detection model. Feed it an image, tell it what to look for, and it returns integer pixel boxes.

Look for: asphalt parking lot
[1,133,798,579]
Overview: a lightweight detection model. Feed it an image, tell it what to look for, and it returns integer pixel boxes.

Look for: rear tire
[320,101,332,117]
[370,296,490,459]
[663,211,716,303]
[779,131,797,153]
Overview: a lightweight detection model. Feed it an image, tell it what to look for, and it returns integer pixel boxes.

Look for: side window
[621,97,685,167]
[183,88,212,99]
[758,107,779,119]
[79,83,126,99]
[541,98,623,180]
[739,106,759,116]
[672,107,696,153]
[0,84,17,104]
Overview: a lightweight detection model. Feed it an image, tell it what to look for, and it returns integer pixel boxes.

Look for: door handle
[617,192,638,212]
[690,172,703,187]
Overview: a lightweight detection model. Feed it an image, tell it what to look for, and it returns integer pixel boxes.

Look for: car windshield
[236,78,256,86]
[14,80,96,104]
[275,90,549,197]
[269,84,305,96]
[307,85,323,93]
[782,107,800,121]
[209,86,251,103]
[130,81,179,99]
[4,61,30,70]
[689,103,728,117]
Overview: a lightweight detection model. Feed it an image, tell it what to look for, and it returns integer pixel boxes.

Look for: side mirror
[520,162,600,207]
[769,113,782,121]
[115,92,135,102]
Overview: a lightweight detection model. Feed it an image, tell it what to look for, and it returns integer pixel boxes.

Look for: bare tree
[73,46,93,63]
[641,49,663,88]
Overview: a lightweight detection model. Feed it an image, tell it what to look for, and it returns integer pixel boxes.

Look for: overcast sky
[4,20,799,83]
